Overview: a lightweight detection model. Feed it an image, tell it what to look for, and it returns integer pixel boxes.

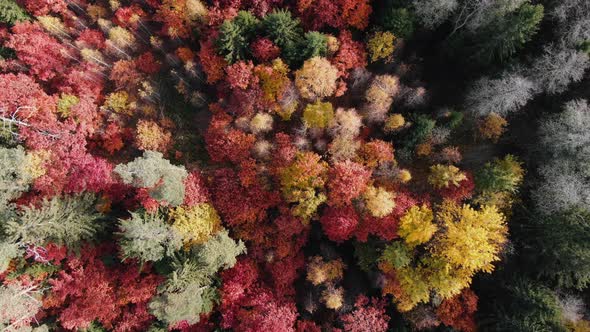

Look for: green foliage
[117,211,183,263]
[300,32,328,62]
[262,9,304,65]
[488,277,566,332]
[0,146,31,209]
[524,208,590,290]
[475,155,524,194]
[378,7,416,39]
[402,114,436,150]
[216,11,261,63]
[0,0,30,25]
[446,111,464,129]
[380,242,412,268]
[151,229,245,325]
[0,242,20,273]
[114,151,188,206]
[474,3,544,64]
[149,283,218,326]
[5,194,103,247]
[354,240,381,272]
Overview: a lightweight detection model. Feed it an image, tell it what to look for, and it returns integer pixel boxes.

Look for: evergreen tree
[262,9,304,65]
[216,11,261,63]
[0,0,29,25]
[4,194,103,248]
[114,151,188,207]
[118,211,183,263]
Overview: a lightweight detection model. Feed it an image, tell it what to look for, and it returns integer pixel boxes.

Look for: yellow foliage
[108,26,136,49]
[295,57,338,100]
[322,287,344,310]
[56,94,80,118]
[422,257,473,300]
[398,204,436,247]
[168,203,222,246]
[24,150,52,180]
[367,31,396,63]
[363,186,396,218]
[428,164,467,189]
[433,201,508,274]
[38,16,67,36]
[303,101,335,129]
[393,266,431,312]
[135,120,172,153]
[307,256,345,286]
[397,169,412,183]
[384,113,405,132]
[478,113,507,142]
[105,91,134,115]
[249,112,274,135]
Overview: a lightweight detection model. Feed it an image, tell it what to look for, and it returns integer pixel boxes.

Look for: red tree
[320,205,359,243]
[436,289,478,332]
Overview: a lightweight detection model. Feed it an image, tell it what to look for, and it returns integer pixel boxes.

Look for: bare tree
[465,72,537,117]
[551,0,590,46]
[413,0,458,29]
[530,46,590,95]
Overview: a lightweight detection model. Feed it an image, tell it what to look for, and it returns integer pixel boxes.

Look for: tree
[118,211,182,263]
[320,206,359,242]
[465,72,537,117]
[398,204,437,247]
[363,186,396,218]
[530,46,590,94]
[0,146,31,208]
[436,289,477,332]
[378,7,416,39]
[262,9,304,66]
[5,194,103,248]
[364,75,400,123]
[477,113,507,142]
[432,201,507,274]
[302,101,335,129]
[551,0,590,47]
[0,283,42,331]
[428,164,467,189]
[472,3,544,63]
[535,99,590,213]
[0,0,29,25]
[168,203,222,246]
[341,296,390,332]
[367,31,396,63]
[327,160,371,207]
[523,208,590,290]
[114,151,188,207]
[280,152,328,220]
[300,31,329,62]
[475,155,524,194]
[413,0,457,29]
[295,57,339,100]
[135,120,173,153]
[217,11,261,63]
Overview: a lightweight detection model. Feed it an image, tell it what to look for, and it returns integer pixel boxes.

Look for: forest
[0,0,588,331]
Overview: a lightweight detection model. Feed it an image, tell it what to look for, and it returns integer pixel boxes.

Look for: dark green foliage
[446,111,464,129]
[0,0,29,25]
[473,3,544,64]
[300,32,328,62]
[484,277,566,332]
[354,240,381,272]
[475,155,523,194]
[378,7,416,39]
[579,40,590,55]
[216,11,261,63]
[402,113,436,150]
[262,9,304,65]
[523,208,590,290]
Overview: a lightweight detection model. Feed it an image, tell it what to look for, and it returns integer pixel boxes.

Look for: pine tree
[5,194,103,248]
[118,211,183,263]
[216,11,261,63]
[0,0,30,25]
[262,9,304,65]
[114,151,188,207]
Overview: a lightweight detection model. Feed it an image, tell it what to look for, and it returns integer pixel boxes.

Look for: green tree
[5,194,103,248]
[475,155,524,194]
[300,31,329,62]
[522,208,590,290]
[114,151,188,207]
[216,11,260,63]
[473,3,544,64]
[378,7,416,39]
[262,9,304,65]
[0,0,29,25]
[117,211,183,263]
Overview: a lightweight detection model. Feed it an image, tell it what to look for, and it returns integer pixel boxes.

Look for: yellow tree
[397,204,437,247]
[295,57,339,100]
